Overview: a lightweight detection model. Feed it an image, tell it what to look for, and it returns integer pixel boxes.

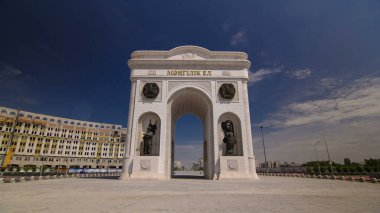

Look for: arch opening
[173,114,204,178]
[167,87,214,179]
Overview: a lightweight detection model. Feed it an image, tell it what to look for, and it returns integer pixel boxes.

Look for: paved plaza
[1,176,379,213]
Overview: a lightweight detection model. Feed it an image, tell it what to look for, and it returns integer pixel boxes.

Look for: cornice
[131,45,249,60]
[128,59,251,70]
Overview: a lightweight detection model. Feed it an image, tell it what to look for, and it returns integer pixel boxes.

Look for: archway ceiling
[171,89,210,122]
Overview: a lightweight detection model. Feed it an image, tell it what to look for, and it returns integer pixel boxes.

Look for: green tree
[364,159,380,167]
[343,167,349,173]
[344,158,351,166]
[349,166,357,173]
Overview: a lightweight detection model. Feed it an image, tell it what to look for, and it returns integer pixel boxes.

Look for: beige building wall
[0,106,127,170]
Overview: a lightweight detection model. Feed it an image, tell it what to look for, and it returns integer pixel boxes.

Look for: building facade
[0,106,127,170]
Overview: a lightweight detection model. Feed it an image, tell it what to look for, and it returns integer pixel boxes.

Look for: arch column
[242,80,259,179]
[120,81,137,180]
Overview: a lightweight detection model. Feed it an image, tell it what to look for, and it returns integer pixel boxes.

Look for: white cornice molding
[128,59,251,70]
[131,45,249,60]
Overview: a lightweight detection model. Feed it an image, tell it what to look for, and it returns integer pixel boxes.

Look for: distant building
[259,161,280,168]
[256,161,307,173]
[191,157,204,171]
[280,162,306,173]
[174,160,181,170]
[0,106,127,170]
[283,162,301,167]
[255,160,260,168]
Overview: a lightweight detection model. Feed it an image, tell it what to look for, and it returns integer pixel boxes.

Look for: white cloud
[249,67,314,86]
[260,77,380,127]
[253,117,380,164]
[320,78,342,89]
[230,31,248,46]
[0,62,22,77]
[254,75,380,163]
[222,22,231,32]
[288,68,312,79]
[0,62,39,105]
[0,62,27,92]
[248,67,282,85]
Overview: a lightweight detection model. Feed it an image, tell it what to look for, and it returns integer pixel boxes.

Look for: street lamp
[39,164,43,176]
[323,136,333,174]
[310,130,334,175]
[260,126,268,173]
[314,141,321,175]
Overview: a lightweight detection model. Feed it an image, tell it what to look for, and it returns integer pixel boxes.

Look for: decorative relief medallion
[140,159,151,171]
[143,83,160,99]
[227,159,238,171]
[219,83,236,99]
[181,53,197,60]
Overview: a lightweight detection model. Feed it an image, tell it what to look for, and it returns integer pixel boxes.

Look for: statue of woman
[143,120,157,155]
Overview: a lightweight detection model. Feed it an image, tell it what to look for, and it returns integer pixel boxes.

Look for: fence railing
[257,173,378,184]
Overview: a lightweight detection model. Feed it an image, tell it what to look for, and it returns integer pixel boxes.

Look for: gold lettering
[167,70,211,76]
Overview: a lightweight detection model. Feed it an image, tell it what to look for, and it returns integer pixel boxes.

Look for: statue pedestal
[219,156,254,179]
[129,156,164,179]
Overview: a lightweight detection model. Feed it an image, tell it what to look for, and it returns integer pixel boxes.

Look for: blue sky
[1,1,380,167]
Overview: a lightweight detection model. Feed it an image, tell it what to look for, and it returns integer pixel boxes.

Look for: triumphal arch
[120,46,259,180]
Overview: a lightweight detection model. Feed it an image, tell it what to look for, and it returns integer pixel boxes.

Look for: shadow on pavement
[81,176,120,180]
[172,175,206,179]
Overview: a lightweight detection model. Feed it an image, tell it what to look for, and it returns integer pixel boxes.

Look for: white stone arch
[121,46,258,181]
[167,83,212,102]
[135,111,161,156]
[217,112,244,156]
[1,109,7,114]
[166,85,215,179]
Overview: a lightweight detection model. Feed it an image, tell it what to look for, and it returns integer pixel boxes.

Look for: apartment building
[0,106,127,170]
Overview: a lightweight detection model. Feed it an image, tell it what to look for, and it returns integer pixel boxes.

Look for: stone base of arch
[217,156,257,179]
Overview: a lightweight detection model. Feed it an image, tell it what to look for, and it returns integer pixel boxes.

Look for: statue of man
[143,120,157,155]
[224,132,236,155]
[221,120,236,155]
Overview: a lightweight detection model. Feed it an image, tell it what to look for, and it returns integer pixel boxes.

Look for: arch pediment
[166,46,212,60]
[128,46,251,70]
[130,45,248,60]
